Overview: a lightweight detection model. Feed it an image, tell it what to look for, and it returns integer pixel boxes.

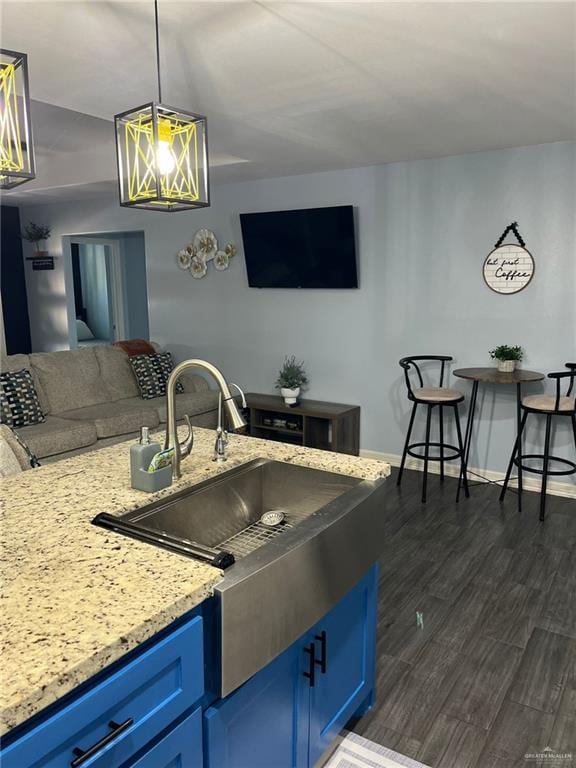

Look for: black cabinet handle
[71,718,133,767]
[314,630,327,674]
[303,642,316,687]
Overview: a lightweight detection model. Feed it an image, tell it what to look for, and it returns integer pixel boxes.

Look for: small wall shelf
[25,255,56,271]
[245,393,360,455]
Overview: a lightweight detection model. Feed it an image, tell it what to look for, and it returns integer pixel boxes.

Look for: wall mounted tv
[240,205,358,289]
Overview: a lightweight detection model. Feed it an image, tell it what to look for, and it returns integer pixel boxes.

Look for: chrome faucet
[214,382,247,462]
[165,360,247,480]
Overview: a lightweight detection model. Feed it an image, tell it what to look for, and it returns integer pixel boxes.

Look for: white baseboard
[359,449,576,500]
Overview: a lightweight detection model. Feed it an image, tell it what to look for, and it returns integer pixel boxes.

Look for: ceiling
[1,1,574,204]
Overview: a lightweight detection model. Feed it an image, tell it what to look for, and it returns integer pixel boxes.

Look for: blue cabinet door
[306,566,377,767]
[204,642,306,768]
[128,708,202,768]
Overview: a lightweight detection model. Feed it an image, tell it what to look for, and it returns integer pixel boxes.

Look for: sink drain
[260,510,286,527]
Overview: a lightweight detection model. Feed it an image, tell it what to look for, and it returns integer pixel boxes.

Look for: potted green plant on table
[21,222,51,257]
[275,355,309,405]
[489,344,523,373]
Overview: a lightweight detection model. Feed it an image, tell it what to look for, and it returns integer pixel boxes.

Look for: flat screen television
[240,205,358,288]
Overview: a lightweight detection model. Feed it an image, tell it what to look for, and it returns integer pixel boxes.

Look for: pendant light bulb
[156,118,176,175]
[156,140,176,175]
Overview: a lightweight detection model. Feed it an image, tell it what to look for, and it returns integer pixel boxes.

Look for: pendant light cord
[154,0,162,102]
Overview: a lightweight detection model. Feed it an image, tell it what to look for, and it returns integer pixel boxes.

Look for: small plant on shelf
[21,222,51,255]
[275,355,309,405]
[489,345,523,373]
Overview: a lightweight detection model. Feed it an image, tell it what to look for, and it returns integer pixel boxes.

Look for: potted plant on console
[276,355,309,405]
[489,344,523,373]
[21,222,51,257]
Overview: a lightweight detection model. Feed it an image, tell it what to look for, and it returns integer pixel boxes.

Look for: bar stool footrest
[407,442,462,462]
[513,454,576,477]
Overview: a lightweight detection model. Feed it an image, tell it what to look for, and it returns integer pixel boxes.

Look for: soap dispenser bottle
[130,427,160,487]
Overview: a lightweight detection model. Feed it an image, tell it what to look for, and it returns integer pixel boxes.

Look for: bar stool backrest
[547,362,576,411]
[399,356,453,402]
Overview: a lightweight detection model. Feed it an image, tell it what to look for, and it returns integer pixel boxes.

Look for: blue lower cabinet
[2,569,377,768]
[204,643,305,768]
[128,708,203,768]
[204,565,378,768]
[1,616,204,768]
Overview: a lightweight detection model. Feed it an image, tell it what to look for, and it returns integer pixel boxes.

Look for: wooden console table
[245,393,360,455]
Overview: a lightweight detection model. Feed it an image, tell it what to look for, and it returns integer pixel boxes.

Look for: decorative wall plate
[483,223,534,295]
[190,256,207,279]
[213,250,230,271]
[194,229,218,261]
[177,249,191,269]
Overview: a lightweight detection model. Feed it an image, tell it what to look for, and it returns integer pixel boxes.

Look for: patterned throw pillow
[129,352,184,400]
[0,369,46,428]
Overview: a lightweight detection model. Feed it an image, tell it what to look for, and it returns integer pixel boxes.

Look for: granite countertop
[0,427,389,735]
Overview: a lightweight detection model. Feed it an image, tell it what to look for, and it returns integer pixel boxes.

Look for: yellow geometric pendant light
[0,49,36,190]
[114,0,209,211]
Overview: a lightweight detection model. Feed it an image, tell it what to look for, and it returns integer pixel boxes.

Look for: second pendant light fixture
[114,0,210,212]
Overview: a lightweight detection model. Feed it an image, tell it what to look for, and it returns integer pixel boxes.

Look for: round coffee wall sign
[483,222,534,295]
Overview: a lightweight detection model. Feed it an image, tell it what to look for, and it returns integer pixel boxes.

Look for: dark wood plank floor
[351,468,576,768]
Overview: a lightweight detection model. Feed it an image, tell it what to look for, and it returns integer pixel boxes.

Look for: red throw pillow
[114,339,156,358]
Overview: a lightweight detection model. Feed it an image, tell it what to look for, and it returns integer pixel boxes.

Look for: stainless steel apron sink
[94,458,388,696]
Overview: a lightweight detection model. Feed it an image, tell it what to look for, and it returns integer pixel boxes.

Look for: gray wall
[22,236,68,353]
[20,141,575,481]
[119,232,149,341]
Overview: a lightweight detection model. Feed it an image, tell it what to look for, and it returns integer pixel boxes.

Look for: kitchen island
[1,427,389,766]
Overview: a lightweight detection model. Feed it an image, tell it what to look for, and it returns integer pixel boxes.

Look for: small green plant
[21,222,51,252]
[489,345,523,362]
[275,355,309,390]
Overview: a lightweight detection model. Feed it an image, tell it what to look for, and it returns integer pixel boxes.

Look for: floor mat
[321,732,431,768]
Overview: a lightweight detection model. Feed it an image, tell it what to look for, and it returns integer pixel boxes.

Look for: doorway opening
[65,231,149,348]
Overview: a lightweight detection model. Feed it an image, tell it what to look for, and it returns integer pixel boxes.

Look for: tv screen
[240,205,357,288]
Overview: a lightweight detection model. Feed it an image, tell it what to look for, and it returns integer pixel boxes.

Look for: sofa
[1,344,219,462]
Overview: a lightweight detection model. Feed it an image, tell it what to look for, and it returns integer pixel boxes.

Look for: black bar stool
[397,356,469,503]
[500,362,576,521]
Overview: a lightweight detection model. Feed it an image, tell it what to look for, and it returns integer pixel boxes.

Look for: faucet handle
[179,414,194,458]
[215,426,228,444]
[214,426,228,462]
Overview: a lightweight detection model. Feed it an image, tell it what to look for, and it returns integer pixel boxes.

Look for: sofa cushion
[94,345,140,401]
[61,401,160,439]
[0,425,31,471]
[17,416,97,459]
[1,439,23,477]
[179,373,210,394]
[151,390,220,423]
[30,348,110,414]
[0,369,46,428]
[2,353,50,414]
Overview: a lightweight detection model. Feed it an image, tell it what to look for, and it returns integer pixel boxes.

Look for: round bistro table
[453,367,545,496]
